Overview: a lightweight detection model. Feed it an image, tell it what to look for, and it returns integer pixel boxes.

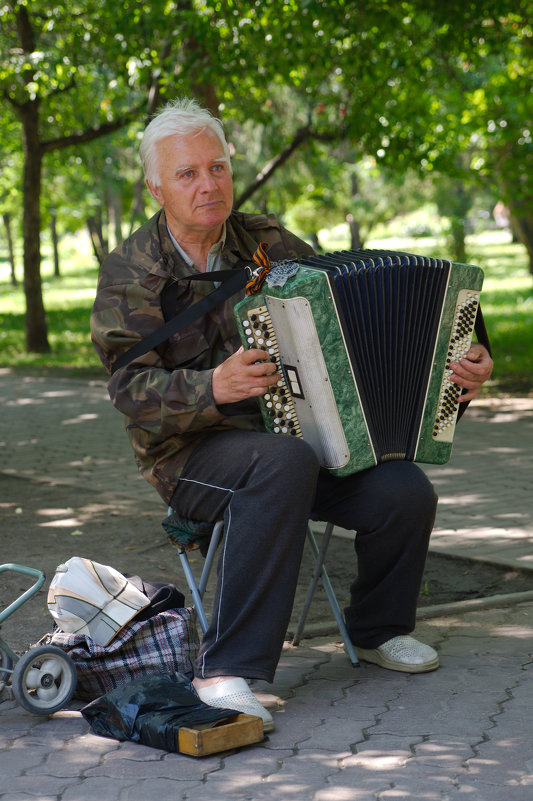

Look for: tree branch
[234,123,345,209]
[47,77,77,99]
[41,105,145,153]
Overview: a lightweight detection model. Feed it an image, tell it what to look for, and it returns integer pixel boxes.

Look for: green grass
[0,234,103,376]
[1,227,531,394]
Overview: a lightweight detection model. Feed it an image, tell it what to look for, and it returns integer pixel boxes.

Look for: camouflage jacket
[91,209,315,504]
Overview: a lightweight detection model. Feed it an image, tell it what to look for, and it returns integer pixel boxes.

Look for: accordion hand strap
[456,304,492,421]
[474,305,491,356]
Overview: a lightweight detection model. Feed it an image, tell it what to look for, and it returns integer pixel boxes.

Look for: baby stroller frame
[0,564,77,715]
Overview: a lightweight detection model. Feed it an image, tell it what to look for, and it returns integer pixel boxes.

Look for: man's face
[147,129,234,242]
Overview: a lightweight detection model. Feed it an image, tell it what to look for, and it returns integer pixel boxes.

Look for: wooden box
[177,713,264,757]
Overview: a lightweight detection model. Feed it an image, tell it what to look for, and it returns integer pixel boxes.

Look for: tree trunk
[12,4,49,351]
[509,212,533,275]
[348,215,363,250]
[308,232,322,252]
[505,191,533,276]
[8,0,147,351]
[20,101,49,352]
[51,209,60,277]
[126,11,220,236]
[435,179,471,264]
[348,174,363,249]
[129,175,147,235]
[87,214,109,265]
[449,215,467,264]
[3,213,18,286]
[497,152,533,276]
[107,186,123,250]
[178,0,220,117]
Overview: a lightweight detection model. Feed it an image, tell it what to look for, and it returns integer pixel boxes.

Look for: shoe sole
[354,647,439,674]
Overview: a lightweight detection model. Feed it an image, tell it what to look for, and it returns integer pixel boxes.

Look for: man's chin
[197,208,230,228]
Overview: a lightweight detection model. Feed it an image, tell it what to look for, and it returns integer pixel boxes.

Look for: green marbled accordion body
[234,250,484,476]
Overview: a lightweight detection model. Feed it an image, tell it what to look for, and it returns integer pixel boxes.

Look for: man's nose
[199,170,218,191]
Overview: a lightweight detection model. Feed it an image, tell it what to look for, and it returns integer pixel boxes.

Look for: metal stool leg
[293,523,359,667]
[292,523,334,646]
[177,520,224,635]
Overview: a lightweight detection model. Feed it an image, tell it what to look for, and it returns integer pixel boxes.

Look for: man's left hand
[449,343,494,403]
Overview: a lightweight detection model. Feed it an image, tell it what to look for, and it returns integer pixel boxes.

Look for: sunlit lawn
[1,226,531,394]
[0,233,102,374]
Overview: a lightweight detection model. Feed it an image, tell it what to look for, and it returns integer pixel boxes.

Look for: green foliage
[0,227,530,394]
[2,2,530,241]
[1,1,171,116]
[1,0,531,356]
[284,160,436,247]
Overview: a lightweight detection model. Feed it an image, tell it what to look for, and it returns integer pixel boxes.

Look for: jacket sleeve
[90,257,226,440]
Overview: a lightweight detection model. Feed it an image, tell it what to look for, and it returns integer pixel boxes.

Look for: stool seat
[163,511,214,551]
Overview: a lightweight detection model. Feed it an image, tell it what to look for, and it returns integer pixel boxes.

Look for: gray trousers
[171,429,437,682]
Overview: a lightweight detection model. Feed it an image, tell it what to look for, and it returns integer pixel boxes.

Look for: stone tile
[453,780,533,799]
[412,736,476,768]
[85,750,219,780]
[2,775,81,798]
[341,734,424,769]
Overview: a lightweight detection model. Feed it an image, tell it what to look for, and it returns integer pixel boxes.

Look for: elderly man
[91,98,493,732]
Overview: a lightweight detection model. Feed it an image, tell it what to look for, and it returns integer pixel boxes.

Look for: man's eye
[180,170,194,179]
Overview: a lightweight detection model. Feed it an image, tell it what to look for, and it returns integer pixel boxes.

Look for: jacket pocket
[161,330,211,370]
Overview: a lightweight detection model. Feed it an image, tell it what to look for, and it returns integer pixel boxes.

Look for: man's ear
[146,180,164,205]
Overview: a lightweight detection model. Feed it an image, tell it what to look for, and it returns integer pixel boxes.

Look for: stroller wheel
[0,646,14,688]
[12,645,77,715]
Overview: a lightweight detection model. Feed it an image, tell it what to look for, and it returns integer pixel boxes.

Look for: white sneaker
[354,635,439,673]
[195,677,274,733]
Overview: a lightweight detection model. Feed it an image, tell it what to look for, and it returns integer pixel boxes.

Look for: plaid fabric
[162,511,215,549]
[49,607,199,701]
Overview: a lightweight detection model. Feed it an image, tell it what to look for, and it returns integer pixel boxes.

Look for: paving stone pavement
[1,370,532,801]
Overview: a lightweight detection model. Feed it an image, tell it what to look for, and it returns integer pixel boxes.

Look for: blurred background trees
[1,0,530,354]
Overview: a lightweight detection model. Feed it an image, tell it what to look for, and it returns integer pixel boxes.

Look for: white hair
[140,98,231,186]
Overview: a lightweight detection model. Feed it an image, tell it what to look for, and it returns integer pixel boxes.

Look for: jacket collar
[223,213,263,268]
[153,211,192,279]
[145,209,259,281]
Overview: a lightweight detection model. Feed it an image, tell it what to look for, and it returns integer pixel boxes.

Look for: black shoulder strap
[110,268,249,375]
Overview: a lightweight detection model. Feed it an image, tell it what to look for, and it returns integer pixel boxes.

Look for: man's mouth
[198,200,223,210]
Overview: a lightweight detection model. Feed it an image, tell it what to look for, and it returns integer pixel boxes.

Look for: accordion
[234,250,484,476]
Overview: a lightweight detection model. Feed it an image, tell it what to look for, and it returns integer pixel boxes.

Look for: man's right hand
[212,347,280,404]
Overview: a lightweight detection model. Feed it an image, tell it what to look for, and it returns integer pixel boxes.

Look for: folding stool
[167,511,359,667]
